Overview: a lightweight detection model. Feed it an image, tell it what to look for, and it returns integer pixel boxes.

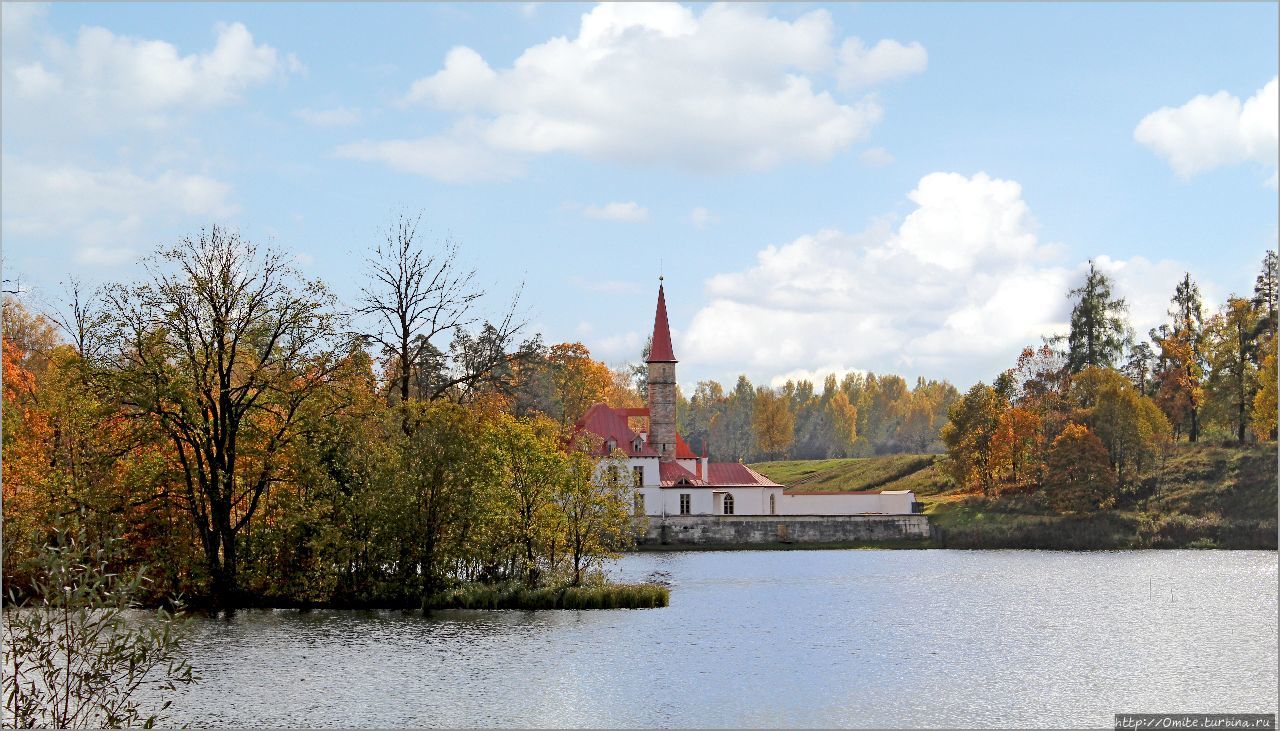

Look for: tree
[751,387,794,460]
[1252,249,1278,347]
[356,214,524,404]
[823,390,859,458]
[1064,261,1130,372]
[1203,297,1259,444]
[1152,330,1203,442]
[558,448,634,585]
[3,521,196,728]
[1072,367,1170,487]
[103,227,340,603]
[1251,333,1277,441]
[493,415,565,586]
[1123,341,1155,396]
[940,383,1005,495]
[1044,423,1116,512]
[1151,273,1206,441]
[546,342,614,428]
[990,406,1043,490]
[393,400,499,596]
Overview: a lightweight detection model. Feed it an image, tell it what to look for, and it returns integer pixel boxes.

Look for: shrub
[3,520,197,728]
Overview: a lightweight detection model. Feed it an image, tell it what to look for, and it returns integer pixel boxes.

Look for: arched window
[769,494,776,515]
[723,493,735,515]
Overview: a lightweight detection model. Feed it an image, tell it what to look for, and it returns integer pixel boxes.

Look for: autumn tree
[1203,297,1260,444]
[940,383,1005,495]
[1072,367,1170,487]
[751,387,795,460]
[1151,274,1206,441]
[1064,261,1130,373]
[547,342,614,428]
[102,227,341,604]
[1044,423,1116,512]
[990,406,1043,490]
[1251,333,1277,441]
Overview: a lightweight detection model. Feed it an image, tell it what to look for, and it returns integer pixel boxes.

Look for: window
[679,494,691,515]
[633,438,643,452]
[634,493,646,516]
[769,494,776,515]
[633,466,644,487]
[605,438,616,453]
[723,493,735,515]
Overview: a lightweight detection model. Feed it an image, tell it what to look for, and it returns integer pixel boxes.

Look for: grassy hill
[751,444,1277,549]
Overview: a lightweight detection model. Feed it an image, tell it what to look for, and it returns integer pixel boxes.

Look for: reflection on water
[154,550,1278,728]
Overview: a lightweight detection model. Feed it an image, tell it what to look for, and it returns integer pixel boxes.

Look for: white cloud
[6,21,297,130]
[296,106,361,127]
[859,146,894,167]
[350,4,924,180]
[334,124,524,183]
[681,171,1204,387]
[1134,76,1278,185]
[583,201,649,222]
[3,159,239,260]
[837,37,927,89]
[768,366,865,389]
[689,207,717,229]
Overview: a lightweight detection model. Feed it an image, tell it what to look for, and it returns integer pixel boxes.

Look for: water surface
[157,550,1278,728]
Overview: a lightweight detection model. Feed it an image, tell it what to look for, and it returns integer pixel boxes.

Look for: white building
[574,281,918,518]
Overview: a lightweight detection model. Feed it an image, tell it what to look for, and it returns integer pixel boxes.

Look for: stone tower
[647,279,678,462]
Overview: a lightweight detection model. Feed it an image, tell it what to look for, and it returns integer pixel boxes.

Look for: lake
[156,550,1277,728]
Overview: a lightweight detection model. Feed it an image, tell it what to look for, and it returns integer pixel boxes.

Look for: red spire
[647,279,676,363]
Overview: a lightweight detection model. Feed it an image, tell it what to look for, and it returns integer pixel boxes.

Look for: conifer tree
[1065,261,1130,373]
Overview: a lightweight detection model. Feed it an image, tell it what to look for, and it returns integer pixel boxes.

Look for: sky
[2,2,1277,392]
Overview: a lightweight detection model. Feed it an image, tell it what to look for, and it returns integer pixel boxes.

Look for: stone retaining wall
[637,514,930,546]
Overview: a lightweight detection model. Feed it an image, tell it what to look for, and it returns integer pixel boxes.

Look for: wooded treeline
[3,221,641,607]
[943,252,1278,512]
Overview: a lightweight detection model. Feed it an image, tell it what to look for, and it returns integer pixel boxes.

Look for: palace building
[574,280,918,517]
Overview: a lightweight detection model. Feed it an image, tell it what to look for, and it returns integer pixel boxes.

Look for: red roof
[674,432,698,459]
[659,460,706,486]
[705,463,782,487]
[647,282,676,363]
[574,403,659,458]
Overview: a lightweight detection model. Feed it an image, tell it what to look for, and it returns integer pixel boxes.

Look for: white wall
[779,491,916,515]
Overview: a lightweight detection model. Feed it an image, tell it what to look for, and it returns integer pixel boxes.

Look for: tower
[647,278,678,462]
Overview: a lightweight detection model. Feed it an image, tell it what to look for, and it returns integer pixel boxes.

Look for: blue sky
[3,2,1276,390]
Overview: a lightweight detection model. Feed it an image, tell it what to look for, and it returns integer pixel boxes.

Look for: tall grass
[426,582,669,610]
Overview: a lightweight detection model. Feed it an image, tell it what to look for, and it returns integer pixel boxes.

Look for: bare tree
[356,214,526,404]
[51,278,111,361]
[103,226,340,604]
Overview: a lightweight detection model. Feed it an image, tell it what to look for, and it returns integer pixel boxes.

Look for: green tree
[558,448,635,585]
[1251,249,1278,347]
[1064,261,1130,373]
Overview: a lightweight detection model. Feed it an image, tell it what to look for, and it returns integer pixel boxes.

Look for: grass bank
[425,582,669,610]
[752,444,1277,550]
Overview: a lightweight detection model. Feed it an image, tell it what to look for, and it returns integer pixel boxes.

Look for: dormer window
[633,437,643,452]
[605,438,616,453]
